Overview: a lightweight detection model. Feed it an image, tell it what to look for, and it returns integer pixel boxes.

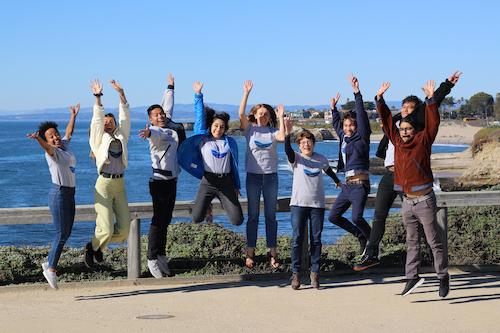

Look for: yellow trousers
[92,175,131,250]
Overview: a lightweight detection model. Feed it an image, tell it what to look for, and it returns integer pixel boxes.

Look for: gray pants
[192,173,244,226]
[402,191,448,279]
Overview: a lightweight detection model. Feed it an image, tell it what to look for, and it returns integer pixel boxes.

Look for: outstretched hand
[168,73,174,86]
[243,80,253,94]
[376,82,391,100]
[330,92,341,110]
[348,74,360,93]
[70,103,80,117]
[26,131,39,140]
[284,116,293,135]
[138,124,151,139]
[422,80,435,99]
[193,81,203,94]
[110,80,124,94]
[90,79,103,95]
[276,104,285,118]
[448,70,462,85]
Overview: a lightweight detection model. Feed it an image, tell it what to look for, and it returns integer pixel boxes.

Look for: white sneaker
[157,255,171,276]
[42,268,58,289]
[147,259,164,279]
[41,262,49,272]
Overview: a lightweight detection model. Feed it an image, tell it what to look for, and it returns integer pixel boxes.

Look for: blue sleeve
[228,137,241,189]
[331,107,344,139]
[193,93,207,135]
[354,92,371,139]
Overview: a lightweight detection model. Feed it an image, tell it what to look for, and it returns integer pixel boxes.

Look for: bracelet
[93,93,103,97]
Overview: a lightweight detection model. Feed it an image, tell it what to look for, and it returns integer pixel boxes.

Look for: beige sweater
[89,103,130,174]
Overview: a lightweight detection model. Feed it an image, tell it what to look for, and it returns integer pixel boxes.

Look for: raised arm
[284,117,295,163]
[421,80,440,144]
[193,81,206,135]
[26,131,55,157]
[375,82,400,145]
[64,103,80,140]
[89,79,104,154]
[239,80,253,130]
[434,70,462,106]
[110,80,130,139]
[330,92,343,138]
[349,75,371,139]
[275,104,286,142]
[161,73,175,119]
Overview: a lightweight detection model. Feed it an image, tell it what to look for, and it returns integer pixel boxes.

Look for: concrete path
[1,270,499,333]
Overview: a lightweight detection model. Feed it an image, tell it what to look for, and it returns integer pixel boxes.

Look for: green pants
[92,175,131,250]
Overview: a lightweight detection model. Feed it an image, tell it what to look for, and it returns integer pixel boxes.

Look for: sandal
[267,250,281,269]
[245,248,255,269]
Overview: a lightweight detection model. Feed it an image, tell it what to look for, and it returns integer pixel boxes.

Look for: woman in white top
[27,103,80,289]
[239,80,285,269]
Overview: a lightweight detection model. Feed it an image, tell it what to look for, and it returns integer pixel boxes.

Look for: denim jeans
[147,178,177,260]
[47,184,75,269]
[328,181,371,240]
[246,172,278,248]
[290,206,324,273]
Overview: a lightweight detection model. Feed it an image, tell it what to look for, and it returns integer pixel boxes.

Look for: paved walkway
[1,270,499,333]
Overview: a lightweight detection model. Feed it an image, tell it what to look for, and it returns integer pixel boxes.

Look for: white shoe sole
[42,270,58,289]
[402,277,425,296]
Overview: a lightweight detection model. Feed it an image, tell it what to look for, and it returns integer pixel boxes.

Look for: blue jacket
[332,92,371,173]
[177,93,241,189]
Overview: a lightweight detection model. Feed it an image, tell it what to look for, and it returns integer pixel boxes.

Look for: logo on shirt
[69,166,76,173]
[109,151,123,159]
[254,140,273,149]
[303,168,321,177]
[211,150,228,159]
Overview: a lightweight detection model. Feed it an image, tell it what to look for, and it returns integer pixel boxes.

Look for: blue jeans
[328,181,371,240]
[291,206,324,273]
[47,184,75,269]
[245,172,278,248]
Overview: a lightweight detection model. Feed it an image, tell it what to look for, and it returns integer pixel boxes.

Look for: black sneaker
[94,247,104,263]
[357,236,368,255]
[83,242,95,268]
[401,277,425,296]
[353,254,380,272]
[439,276,450,298]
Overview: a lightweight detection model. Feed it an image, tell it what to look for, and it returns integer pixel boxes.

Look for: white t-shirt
[201,138,231,174]
[245,124,279,174]
[290,152,330,208]
[45,139,76,187]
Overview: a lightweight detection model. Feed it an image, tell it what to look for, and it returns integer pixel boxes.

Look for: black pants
[192,173,244,226]
[148,178,177,259]
[365,170,401,257]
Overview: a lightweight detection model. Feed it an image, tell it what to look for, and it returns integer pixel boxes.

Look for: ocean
[0,120,467,247]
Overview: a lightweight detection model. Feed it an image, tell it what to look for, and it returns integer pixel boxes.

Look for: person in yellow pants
[84,79,131,268]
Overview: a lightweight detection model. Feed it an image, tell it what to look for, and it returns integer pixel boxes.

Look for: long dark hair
[38,121,59,141]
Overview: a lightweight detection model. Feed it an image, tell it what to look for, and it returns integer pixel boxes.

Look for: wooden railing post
[127,218,141,280]
[436,207,448,261]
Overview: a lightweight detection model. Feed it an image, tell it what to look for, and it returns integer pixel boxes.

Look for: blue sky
[1,1,499,111]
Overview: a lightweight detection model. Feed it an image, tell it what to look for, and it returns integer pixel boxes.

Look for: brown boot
[310,272,320,289]
[291,273,301,290]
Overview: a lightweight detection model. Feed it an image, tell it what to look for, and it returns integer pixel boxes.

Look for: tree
[440,96,456,119]
[495,93,500,120]
[341,100,355,111]
[468,92,494,118]
[364,101,375,110]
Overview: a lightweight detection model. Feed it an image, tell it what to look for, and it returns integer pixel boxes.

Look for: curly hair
[38,121,59,141]
[248,104,277,127]
[342,111,357,127]
[207,110,230,134]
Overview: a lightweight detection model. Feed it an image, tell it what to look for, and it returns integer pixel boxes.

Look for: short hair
[248,104,277,127]
[342,111,357,127]
[104,113,116,122]
[38,121,59,141]
[401,95,422,107]
[207,110,230,134]
[147,104,164,116]
[400,114,418,129]
[295,129,316,145]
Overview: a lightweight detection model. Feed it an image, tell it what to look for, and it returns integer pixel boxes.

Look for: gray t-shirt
[290,152,330,208]
[45,139,76,187]
[201,138,231,174]
[101,139,125,175]
[148,126,180,180]
[245,124,279,174]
